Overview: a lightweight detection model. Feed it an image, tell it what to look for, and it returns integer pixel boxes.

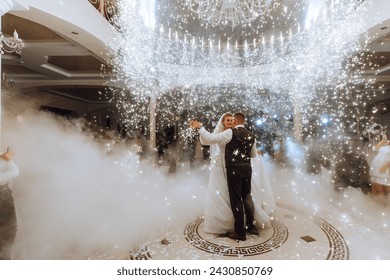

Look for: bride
[199,112,276,234]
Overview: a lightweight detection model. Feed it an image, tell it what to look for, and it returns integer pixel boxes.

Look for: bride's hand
[374,138,388,150]
[0,149,14,161]
[379,162,390,173]
[190,120,202,129]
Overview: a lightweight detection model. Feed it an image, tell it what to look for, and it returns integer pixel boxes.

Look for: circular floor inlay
[184,217,288,257]
[184,206,349,259]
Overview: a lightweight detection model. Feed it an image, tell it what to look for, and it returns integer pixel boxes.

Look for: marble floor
[130,203,349,260]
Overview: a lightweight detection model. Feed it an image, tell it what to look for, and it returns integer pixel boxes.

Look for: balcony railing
[88,0,118,25]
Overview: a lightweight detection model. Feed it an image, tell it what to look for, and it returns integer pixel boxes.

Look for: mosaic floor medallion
[183,205,349,259]
[128,205,349,260]
[184,217,288,257]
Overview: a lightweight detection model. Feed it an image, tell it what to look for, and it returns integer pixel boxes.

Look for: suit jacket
[225,126,256,168]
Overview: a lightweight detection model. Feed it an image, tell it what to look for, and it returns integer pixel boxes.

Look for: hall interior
[1,0,390,260]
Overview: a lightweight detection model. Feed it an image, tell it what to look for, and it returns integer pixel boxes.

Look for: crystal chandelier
[186,0,272,29]
[0,30,24,54]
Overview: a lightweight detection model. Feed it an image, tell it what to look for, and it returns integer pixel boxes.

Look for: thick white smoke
[2,95,207,259]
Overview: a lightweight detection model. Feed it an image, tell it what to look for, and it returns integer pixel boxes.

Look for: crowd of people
[122,117,389,200]
[304,126,390,197]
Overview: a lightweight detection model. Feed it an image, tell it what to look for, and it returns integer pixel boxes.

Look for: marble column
[292,100,303,143]
[149,95,156,150]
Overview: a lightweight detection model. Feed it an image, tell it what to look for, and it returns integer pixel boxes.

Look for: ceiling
[1,12,110,103]
[1,0,390,111]
[157,0,305,44]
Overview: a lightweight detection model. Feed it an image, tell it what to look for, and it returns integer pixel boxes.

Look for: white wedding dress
[200,116,276,234]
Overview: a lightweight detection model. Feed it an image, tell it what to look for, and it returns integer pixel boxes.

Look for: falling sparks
[107,0,377,142]
[95,0,390,259]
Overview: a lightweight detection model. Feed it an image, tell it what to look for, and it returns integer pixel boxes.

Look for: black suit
[225,126,256,237]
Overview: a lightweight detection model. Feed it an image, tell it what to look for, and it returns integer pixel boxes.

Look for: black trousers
[226,165,255,236]
[0,188,17,260]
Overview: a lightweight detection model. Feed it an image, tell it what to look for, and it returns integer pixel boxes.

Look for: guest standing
[0,148,20,259]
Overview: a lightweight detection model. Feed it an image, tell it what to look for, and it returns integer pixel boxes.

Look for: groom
[190,112,259,241]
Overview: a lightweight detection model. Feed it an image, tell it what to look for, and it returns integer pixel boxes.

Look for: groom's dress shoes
[226,232,246,241]
[247,227,260,236]
[217,233,228,238]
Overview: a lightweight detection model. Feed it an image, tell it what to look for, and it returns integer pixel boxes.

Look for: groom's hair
[233,112,245,124]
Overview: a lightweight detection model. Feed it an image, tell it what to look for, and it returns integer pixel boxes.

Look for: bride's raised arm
[198,127,232,145]
[190,120,232,145]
